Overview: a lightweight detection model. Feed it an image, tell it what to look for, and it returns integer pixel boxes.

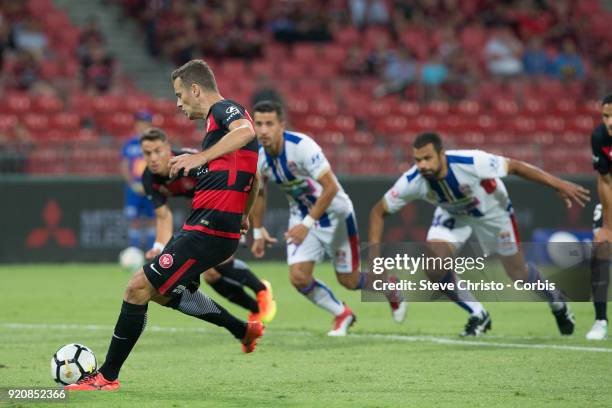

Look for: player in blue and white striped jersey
[370,132,590,336]
[250,100,406,336]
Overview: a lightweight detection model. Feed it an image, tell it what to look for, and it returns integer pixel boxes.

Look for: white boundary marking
[2,323,611,353]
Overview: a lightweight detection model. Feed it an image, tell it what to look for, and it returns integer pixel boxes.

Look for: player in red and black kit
[67,60,263,391]
[587,94,612,340]
[139,127,276,323]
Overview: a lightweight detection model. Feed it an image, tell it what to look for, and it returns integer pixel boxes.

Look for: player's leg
[331,212,408,323]
[203,266,260,318]
[138,195,156,250]
[425,209,489,335]
[146,232,263,351]
[588,203,609,339]
[124,190,143,249]
[289,260,351,335]
[214,258,277,323]
[66,268,156,390]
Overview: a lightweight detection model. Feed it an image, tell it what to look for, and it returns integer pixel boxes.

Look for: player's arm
[169,119,255,177]
[240,171,260,234]
[250,175,277,257]
[120,158,143,194]
[284,168,339,245]
[598,173,612,228]
[506,158,590,208]
[369,199,391,245]
[145,204,173,261]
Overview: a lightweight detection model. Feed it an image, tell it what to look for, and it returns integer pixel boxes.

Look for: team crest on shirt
[159,254,174,269]
[459,184,472,196]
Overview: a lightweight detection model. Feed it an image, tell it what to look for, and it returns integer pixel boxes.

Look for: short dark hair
[139,127,168,144]
[253,100,285,121]
[171,60,218,92]
[602,94,612,105]
[413,132,443,152]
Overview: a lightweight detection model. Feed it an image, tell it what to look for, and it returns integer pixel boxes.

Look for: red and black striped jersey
[142,149,198,209]
[183,99,258,239]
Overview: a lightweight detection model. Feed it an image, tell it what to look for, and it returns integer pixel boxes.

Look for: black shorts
[143,230,238,297]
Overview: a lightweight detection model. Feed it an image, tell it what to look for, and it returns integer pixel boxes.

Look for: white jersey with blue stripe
[258,131,354,224]
[383,150,511,218]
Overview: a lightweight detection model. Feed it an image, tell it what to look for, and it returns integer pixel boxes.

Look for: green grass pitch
[0,263,611,408]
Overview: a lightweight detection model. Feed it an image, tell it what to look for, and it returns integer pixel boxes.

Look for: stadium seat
[50,112,81,132]
[33,96,64,114]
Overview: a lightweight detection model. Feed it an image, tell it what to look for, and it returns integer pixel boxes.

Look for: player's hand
[130,182,145,195]
[240,216,250,235]
[595,226,612,244]
[555,180,590,208]
[251,227,277,258]
[169,152,208,178]
[285,224,310,245]
[145,247,161,261]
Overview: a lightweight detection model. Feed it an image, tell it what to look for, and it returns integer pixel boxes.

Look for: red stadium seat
[33,95,64,114]
[50,112,80,131]
[3,93,32,116]
[293,44,320,63]
[454,100,481,117]
[22,113,50,134]
[328,115,356,133]
[279,61,306,79]
[150,98,178,116]
[0,114,18,133]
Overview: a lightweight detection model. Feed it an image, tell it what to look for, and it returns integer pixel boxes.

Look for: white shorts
[426,206,520,256]
[286,212,360,273]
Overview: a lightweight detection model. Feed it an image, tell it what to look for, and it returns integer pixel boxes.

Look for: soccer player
[369,132,590,336]
[119,111,156,250]
[67,60,262,391]
[139,127,276,323]
[587,94,612,340]
[250,101,406,337]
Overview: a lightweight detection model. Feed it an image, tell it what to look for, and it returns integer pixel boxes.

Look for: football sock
[590,255,610,321]
[215,259,266,293]
[127,228,142,248]
[440,271,485,317]
[145,227,156,250]
[99,301,147,381]
[165,290,247,339]
[298,279,345,316]
[526,262,565,310]
[210,277,259,313]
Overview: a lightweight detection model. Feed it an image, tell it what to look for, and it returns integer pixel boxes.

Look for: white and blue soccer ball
[51,343,97,385]
[119,246,145,271]
[546,231,586,268]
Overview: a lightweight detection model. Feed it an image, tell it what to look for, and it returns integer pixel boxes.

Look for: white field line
[2,323,611,353]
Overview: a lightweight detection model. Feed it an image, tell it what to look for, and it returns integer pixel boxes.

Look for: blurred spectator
[8,49,41,90]
[484,26,523,78]
[421,52,449,101]
[251,74,284,108]
[366,34,391,75]
[550,39,585,81]
[341,45,368,78]
[80,44,115,94]
[168,16,198,65]
[350,0,390,28]
[79,16,105,47]
[522,37,550,77]
[269,1,332,43]
[13,18,48,60]
[227,9,263,58]
[374,47,416,98]
[0,14,15,69]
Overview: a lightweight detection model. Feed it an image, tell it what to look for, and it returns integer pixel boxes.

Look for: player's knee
[124,269,153,304]
[203,268,221,284]
[289,270,311,289]
[337,274,358,290]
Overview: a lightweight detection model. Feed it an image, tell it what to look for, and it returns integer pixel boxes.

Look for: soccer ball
[51,343,97,385]
[119,246,145,271]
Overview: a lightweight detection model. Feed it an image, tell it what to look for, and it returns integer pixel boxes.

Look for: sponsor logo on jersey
[159,253,174,269]
[226,105,240,119]
[171,284,186,295]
